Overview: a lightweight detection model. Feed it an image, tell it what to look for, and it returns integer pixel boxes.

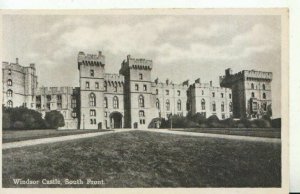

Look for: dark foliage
[271,118,281,128]
[45,110,65,129]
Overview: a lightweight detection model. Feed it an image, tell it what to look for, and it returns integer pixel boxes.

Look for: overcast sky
[2,14,281,118]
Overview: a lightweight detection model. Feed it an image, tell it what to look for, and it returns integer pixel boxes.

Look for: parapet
[105,73,125,83]
[126,55,153,70]
[78,51,105,69]
[37,86,76,95]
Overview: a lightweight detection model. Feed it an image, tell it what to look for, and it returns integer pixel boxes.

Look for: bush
[271,118,281,128]
[206,115,221,128]
[2,106,46,130]
[190,113,206,125]
[254,119,271,128]
[45,110,65,129]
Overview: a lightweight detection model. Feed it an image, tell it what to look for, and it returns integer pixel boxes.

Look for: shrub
[254,119,271,128]
[45,110,65,129]
[206,115,221,128]
[190,113,206,125]
[271,118,281,128]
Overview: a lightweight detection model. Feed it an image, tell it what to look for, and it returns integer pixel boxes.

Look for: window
[46,103,50,110]
[139,95,144,108]
[222,114,225,119]
[263,93,266,99]
[90,69,94,77]
[177,90,180,96]
[212,92,215,97]
[202,90,204,95]
[7,89,13,97]
[7,100,13,108]
[252,102,258,111]
[143,84,147,91]
[251,92,255,98]
[166,90,169,95]
[135,84,139,91]
[114,85,117,92]
[7,79,12,86]
[140,119,145,125]
[156,89,158,95]
[57,102,62,109]
[104,82,107,91]
[262,84,266,90]
[8,69,12,75]
[139,110,145,117]
[104,112,107,117]
[86,81,90,89]
[47,95,51,101]
[95,82,99,89]
[89,93,96,107]
[156,99,160,109]
[221,93,224,98]
[71,98,76,108]
[166,99,170,111]
[229,102,233,112]
[229,94,232,99]
[221,102,225,112]
[139,73,143,80]
[263,103,267,111]
[104,97,108,108]
[201,99,205,110]
[90,119,93,125]
[251,83,254,89]
[90,109,96,116]
[72,112,77,118]
[212,102,216,111]
[177,100,181,111]
[57,95,62,101]
[113,96,119,109]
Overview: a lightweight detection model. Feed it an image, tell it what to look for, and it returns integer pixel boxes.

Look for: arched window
[139,110,145,117]
[212,101,216,111]
[89,93,96,107]
[7,100,13,108]
[201,99,205,110]
[139,95,144,108]
[7,79,12,86]
[166,99,170,111]
[263,103,267,111]
[177,100,181,111]
[156,98,160,109]
[229,102,233,112]
[251,83,254,89]
[251,92,255,98]
[262,84,266,90]
[113,96,119,109]
[104,97,108,108]
[7,89,13,97]
[221,102,225,112]
[263,93,266,99]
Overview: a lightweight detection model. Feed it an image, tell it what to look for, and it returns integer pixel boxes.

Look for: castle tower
[119,55,154,129]
[78,51,105,129]
[220,68,272,119]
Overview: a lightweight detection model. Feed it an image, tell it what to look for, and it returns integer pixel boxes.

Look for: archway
[110,112,123,129]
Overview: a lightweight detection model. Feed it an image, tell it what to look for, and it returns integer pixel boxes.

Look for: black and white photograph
[1,9,288,192]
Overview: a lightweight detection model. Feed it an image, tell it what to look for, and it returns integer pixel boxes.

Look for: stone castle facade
[2,51,272,129]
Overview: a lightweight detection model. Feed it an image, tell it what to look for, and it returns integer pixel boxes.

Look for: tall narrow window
[251,83,254,89]
[263,103,267,111]
[229,94,232,99]
[86,81,90,89]
[90,69,94,77]
[212,92,215,97]
[90,109,96,116]
[202,90,204,95]
[139,73,143,80]
[262,84,266,90]
[177,99,181,111]
[139,110,145,117]
[71,98,76,108]
[177,90,180,96]
[143,84,147,91]
[89,93,96,107]
[156,98,160,109]
[156,89,158,95]
[201,99,205,110]
[166,90,169,95]
[8,69,12,75]
[263,93,266,99]
[104,81,107,91]
[212,102,216,111]
[139,95,144,108]
[7,79,12,86]
[113,96,119,109]
[251,92,255,98]
[221,93,224,98]
[166,99,170,111]
[135,84,139,91]
[95,82,99,89]
[221,102,225,112]
[7,100,13,108]
[104,97,108,108]
[229,102,233,112]
[7,89,13,97]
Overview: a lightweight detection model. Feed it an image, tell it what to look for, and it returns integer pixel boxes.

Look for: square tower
[78,51,106,129]
[120,55,155,129]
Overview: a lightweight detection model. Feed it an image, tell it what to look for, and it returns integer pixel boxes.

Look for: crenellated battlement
[127,55,152,70]
[78,51,105,69]
[152,78,188,89]
[37,86,76,95]
[105,73,125,83]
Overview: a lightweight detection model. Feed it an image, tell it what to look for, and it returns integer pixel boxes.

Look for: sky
[2,14,281,118]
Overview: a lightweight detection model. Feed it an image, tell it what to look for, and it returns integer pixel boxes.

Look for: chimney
[210,81,213,87]
[16,58,19,64]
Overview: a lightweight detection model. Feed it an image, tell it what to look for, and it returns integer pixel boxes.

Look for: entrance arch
[110,112,123,129]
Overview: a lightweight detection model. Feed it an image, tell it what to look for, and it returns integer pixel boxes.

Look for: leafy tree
[45,110,65,129]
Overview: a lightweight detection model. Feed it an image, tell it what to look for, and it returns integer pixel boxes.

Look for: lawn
[172,128,281,138]
[2,131,281,188]
[2,129,111,143]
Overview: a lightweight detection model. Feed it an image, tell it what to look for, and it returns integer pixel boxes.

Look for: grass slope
[2,131,281,188]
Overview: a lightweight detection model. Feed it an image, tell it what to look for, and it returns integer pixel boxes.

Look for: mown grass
[2,131,281,188]
[2,129,111,143]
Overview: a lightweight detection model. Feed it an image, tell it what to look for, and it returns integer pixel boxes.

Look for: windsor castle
[2,51,273,129]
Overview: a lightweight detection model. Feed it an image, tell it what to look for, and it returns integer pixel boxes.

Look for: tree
[45,110,65,129]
